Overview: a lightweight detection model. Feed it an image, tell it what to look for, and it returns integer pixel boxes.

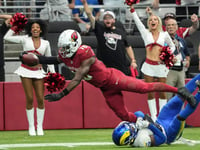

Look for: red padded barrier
[4,82,27,130]
[83,81,149,128]
[0,82,3,130]
[44,81,83,129]
[4,81,83,130]
[3,79,200,130]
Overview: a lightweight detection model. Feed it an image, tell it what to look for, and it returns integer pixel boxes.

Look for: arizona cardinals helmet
[58,29,82,58]
[112,121,138,146]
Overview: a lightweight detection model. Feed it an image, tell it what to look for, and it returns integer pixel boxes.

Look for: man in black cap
[163,12,199,39]
[81,0,138,77]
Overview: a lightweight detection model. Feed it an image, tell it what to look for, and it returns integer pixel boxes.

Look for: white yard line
[173,137,200,146]
[0,139,200,149]
[0,142,113,149]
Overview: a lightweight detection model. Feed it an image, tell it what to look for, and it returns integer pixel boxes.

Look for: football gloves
[44,92,65,102]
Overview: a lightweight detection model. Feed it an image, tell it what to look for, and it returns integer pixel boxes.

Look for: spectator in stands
[82,0,138,77]
[128,4,176,121]
[40,0,74,21]
[35,0,46,18]
[146,7,199,39]
[14,0,32,18]
[0,14,12,81]
[152,0,199,22]
[72,0,100,33]
[4,19,55,136]
[152,0,177,9]
[103,0,126,24]
[176,0,199,22]
[165,18,190,99]
[20,29,196,125]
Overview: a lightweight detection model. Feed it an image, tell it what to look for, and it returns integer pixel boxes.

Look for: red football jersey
[162,25,189,38]
[58,45,113,88]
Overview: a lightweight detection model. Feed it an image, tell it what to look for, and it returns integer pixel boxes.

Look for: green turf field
[0,128,200,149]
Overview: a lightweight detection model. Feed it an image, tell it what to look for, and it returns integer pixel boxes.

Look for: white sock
[159,99,167,113]
[147,99,157,122]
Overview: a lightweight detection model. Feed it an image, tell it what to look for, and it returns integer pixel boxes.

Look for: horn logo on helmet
[58,30,82,58]
[71,31,78,41]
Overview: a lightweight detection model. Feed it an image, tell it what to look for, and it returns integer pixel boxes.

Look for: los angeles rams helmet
[58,29,82,58]
[112,121,138,146]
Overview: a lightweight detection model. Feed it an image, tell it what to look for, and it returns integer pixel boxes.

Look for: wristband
[62,88,69,96]
[130,8,135,13]
[131,59,136,63]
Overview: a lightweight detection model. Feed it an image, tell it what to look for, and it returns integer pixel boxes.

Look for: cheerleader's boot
[36,108,45,136]
[26,108,36,136]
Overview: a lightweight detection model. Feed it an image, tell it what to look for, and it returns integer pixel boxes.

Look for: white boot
[148,99,157,122]
[159,98,167,113]
[37,108,45,136]
[26,108,36,136]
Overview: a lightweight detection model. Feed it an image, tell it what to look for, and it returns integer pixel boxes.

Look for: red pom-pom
[10,13,28,34]
[159,46,174,68]
[124,0,140,6]
[176,0,181,5]
[44,73,66,93]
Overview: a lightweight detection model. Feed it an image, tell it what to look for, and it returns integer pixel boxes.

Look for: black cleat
[177,87,197,108]
[195,80,200,91]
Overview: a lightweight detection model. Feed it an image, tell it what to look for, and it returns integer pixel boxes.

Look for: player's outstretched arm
[20,52,61,65]
[45,57,96,102]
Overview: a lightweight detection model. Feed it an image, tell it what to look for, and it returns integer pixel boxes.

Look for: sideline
[0,140,200,149]
[0,142,113,149]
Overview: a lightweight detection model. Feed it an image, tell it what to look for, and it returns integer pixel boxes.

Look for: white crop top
[4,29,55,73]
[132,12,175,53]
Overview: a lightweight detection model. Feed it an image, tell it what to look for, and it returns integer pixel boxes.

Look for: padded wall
[4,82,27,130]
[44,81,83,129]
[83,81,149,128]
[3,79,200,130]
[0,83,3,130]
[4,81,83,130]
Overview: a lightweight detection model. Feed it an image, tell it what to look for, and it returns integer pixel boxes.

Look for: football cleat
[177,87,197,107]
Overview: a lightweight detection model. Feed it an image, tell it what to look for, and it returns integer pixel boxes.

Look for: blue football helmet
[112,121,138,146]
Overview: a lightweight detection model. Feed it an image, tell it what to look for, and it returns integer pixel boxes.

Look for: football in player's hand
[22,53,39,66]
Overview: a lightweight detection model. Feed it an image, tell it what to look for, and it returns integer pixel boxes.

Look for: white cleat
[28,127,36,136]
[37,127,44,136]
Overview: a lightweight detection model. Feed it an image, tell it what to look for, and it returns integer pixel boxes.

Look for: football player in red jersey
[21,29,197,123]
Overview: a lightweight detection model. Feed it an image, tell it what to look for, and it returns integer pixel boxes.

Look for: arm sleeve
[3,29,25,44]
[148,124,166,146]
[38,55,61,65]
